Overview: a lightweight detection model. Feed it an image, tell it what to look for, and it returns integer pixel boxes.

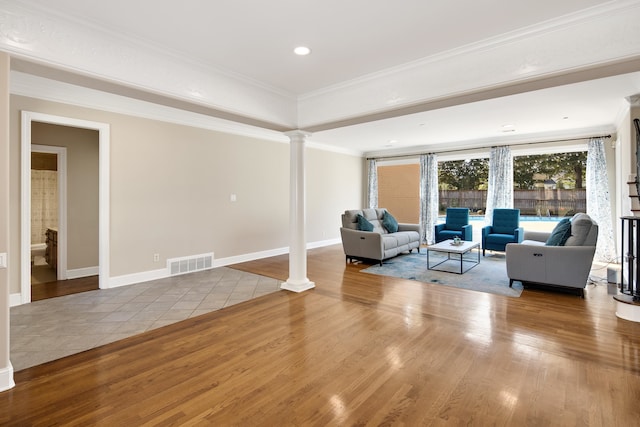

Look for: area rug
[362,251,523,297]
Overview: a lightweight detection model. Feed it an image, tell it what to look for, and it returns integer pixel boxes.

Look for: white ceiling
[6,0,640,155]
[26,0,611,94]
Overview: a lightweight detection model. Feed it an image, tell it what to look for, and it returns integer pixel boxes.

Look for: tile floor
[10,267,282,371]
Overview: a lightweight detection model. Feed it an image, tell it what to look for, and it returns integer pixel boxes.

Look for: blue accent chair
[482,208,524,256]
[434,208,472,243]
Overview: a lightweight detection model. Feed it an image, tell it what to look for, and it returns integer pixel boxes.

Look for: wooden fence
[439,189,586,216]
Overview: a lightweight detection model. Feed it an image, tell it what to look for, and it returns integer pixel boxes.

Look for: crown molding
[0,0,297,127]
[364,126,616,159]
[3,0,639,137]
[10,71,363,157]
[10,71,290,143]
[300,0,640,101]
[627,94,640,107]
[298,1,640,129]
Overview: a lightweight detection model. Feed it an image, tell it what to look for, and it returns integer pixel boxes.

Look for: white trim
[0,362,15,392]
[213,247,289,268]
[281,280,316,293]
[307,238,341,250]
[66,266,99,280]
[105,239,338,289]
[108,268,168,289]
[21,111,110,306]
[31,144,68,281]
[11,72,290,144]
[9,293,22,307]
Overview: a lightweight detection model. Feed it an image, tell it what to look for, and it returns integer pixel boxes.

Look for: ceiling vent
[167,252,214,276]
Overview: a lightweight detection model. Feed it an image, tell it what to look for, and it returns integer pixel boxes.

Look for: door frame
[31,144,68,282]
[20,111,110,304]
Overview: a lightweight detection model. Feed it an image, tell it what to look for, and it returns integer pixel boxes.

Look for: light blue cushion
[382,211,399,233]
[545,218,572,246]
[357,214,374,232]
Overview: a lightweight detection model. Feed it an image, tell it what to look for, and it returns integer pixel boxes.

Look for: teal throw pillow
[545,217,572,246]
[356,214,374,232]
[382,211,399,233]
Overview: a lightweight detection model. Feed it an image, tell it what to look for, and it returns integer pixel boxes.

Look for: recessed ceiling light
[384,140,398,147]
[294,46,311,56]
[501,124,515,129]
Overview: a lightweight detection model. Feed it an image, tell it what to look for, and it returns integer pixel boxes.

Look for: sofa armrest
[481,225,492,247]
[523,230,550,243]
[462,224,473,241]
[398,223,420,234]
[435,223,445,233]
[340,228,384,260]
[514,227,524,243]
[398,223,422,238]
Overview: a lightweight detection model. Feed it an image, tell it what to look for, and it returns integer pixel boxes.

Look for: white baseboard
[107,268,168,289]
[67,266,99,280]
[76,239,341,290]
[0,362,15,392]
[10,293,22,307]
[213,239,340,267]
[214,246,289,267]
[307,238,341,250]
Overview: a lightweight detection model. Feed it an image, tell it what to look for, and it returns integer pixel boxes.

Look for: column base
[614,294,640,322]
[281,279,315,293]
[0,361,15,392]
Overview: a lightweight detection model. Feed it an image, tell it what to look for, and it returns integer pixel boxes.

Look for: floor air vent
[167,252,214,276]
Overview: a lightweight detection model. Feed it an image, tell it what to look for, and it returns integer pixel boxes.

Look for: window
[512,152,586,217]
[438,159,488,215]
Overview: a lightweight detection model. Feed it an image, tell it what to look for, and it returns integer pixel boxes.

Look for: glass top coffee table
[426,240,480,274]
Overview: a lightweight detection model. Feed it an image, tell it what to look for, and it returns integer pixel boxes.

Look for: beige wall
[377,164,420,223]
[307,147,364,240]
[32,122,99,270]
[9,95,363,292]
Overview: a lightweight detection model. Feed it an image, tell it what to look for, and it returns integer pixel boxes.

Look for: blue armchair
[482,208,523,255]
[435,208,472,243]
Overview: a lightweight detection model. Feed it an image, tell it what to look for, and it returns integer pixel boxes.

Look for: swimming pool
[442,215,562,222]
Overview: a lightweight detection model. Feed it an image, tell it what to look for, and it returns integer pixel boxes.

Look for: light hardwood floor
[2,244,639,426]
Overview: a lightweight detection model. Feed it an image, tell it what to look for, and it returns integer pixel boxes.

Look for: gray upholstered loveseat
[505,213,598,296]
[340,208,421,265]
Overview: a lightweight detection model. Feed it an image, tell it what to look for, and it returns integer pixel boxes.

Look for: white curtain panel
[420,154,439,244]
[367,159,378,209]
[484,146,513,224]
[31,169,58,244]
[586,137,617,262]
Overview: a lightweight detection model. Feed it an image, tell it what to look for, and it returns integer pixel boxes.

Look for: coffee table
[427,240,480,274]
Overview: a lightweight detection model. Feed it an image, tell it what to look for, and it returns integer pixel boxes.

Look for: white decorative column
[281,131,315,292]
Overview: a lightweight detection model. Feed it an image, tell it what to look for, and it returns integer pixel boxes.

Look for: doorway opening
[30,148,63,289]
[20,111,110,305]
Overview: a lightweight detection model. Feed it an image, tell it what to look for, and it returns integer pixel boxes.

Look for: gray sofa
[505,213,598,296]
[340,208,421,265]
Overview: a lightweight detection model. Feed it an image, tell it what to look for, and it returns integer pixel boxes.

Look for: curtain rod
[366,134,612,161]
